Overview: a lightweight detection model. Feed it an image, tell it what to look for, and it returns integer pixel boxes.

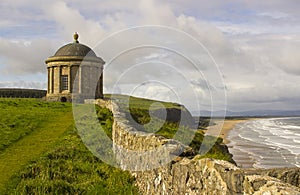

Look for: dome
[45,33,104,64]
[53,33,97,57]
[54,43,97,57]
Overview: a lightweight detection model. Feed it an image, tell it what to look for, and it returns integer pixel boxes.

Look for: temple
[45,33,105,102]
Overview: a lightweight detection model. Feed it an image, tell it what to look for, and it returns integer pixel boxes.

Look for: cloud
[0,38,55,75]
[0,81,46,89]
[41,1,106,46]
[0,0,300,112]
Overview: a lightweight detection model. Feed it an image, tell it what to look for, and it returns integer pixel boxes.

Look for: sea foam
[227,117,300,168]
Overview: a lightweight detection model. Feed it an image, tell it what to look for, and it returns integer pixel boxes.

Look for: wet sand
[205,118,258,168]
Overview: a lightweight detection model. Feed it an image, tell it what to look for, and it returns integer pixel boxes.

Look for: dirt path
[0,111,73,192]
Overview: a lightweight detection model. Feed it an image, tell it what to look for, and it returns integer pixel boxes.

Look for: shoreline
[205,118,256,144]
[205,118,258,168]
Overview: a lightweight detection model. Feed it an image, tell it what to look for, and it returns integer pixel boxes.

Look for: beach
[215,117,300,169]
[205,118,258,168]
[206,118,251,144]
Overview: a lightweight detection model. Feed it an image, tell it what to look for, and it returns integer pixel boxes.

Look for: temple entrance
[60,97,67,102]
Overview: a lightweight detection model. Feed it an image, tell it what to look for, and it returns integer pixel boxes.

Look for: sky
[0,0,300,113]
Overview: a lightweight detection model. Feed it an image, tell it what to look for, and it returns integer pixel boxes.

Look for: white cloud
[0,81,46,89]
[0,0,300,112]
[0,38,54,74]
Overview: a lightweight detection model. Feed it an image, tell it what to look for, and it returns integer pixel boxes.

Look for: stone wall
[94,99,300,194]
[94,98,190,171]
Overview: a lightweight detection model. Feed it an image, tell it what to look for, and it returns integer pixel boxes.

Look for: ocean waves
[227,117,300,168]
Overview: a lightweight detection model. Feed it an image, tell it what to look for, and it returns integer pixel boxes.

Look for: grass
[0,98,73,192]
[0,98,138,194]
[105,94,182,110]
[0,98,70,151]
[5,128,138,194]
[95,105,114,139]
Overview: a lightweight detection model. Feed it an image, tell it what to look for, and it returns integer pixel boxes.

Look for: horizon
[1,1,300,113]
[2,88,300,117]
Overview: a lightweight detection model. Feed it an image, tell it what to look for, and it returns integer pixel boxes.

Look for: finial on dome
[73,32,79,43]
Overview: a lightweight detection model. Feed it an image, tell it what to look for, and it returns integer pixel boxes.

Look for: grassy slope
[0,99,70,151]
[0,99,72,192]
[0,99,138,194]
[6,128,137,194]
[0,111,73,191]
[106,94,182,110]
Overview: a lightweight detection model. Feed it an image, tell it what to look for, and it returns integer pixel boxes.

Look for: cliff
[133,157,300,195]
[94,98,300,194]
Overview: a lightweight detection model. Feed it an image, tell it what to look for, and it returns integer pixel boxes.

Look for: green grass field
[0,98,138,194]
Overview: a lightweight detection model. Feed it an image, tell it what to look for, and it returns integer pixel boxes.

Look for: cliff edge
[94,98,300,195]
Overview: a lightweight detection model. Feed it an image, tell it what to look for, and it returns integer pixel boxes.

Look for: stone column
[48,66,53,94]
[100,66,103,98]
[96,67,101,98]
[53,66,57,94]
[58,66,61,93]
[47,67,50,94]
[68,65,72,93]
[79,66,82,94]
[52,67,54,94]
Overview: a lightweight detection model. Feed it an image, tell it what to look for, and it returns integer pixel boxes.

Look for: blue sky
[0,0,300,112]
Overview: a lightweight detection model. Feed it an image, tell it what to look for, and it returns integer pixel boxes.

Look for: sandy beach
[203,118,256,168]
[206,118,253,144]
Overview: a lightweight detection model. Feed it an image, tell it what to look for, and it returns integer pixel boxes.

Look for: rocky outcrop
[244,168,300,188]
[94,98,300,195]
[266,168,300,188]
[133,157,300,195]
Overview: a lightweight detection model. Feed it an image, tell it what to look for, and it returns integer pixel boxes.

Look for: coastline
[221,117,300,169]
[205,118,258,168]
[206,118,255,144]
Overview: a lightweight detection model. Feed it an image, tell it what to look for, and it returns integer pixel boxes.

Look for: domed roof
[54,33,97,57]
[46,33,104,64]
[54,43,97,57]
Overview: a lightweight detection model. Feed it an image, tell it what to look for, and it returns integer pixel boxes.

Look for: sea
[227,117,300,169]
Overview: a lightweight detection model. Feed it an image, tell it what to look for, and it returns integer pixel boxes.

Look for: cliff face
[133,157,300,195]
[94,99,300,195]
[151,107,195,126]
